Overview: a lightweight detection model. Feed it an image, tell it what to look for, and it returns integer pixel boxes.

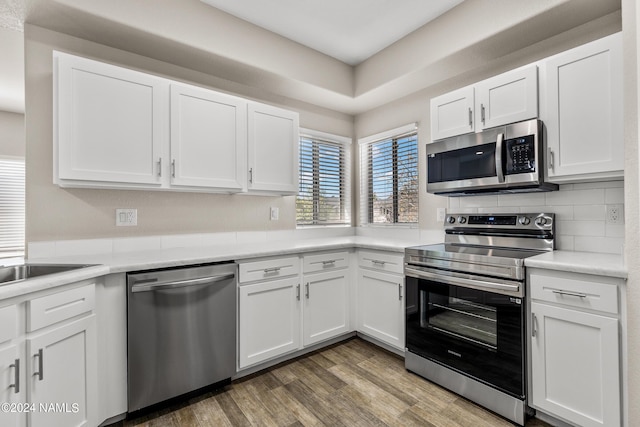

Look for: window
[0,157,25,256]
[297,130,351,226]
[360,124,418,225]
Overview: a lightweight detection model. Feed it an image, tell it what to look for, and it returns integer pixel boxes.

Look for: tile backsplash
[447,181,624,254]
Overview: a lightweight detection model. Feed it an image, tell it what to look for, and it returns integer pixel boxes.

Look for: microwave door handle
[495,133,505,183]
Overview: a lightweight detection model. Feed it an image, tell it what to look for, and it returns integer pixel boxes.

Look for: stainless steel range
[404,213,555,426]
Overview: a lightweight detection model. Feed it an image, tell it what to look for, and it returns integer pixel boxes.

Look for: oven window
[422,291,497,349]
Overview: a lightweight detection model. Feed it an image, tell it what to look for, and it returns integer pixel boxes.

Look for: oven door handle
[404,266,522,297]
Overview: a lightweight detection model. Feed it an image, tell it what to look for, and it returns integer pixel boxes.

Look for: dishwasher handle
[131,273,235,293]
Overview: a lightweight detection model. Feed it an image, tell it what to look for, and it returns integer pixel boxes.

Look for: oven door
[405,273,525,398]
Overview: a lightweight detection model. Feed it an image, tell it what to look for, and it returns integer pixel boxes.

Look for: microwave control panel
[505,135,535,174]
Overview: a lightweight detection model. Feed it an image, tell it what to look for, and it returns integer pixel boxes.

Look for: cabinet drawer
[0,305,18,344]
[358,250,404,274]
[530,273,618,315]
[28,283,96,331]
[239,256,300,284]
[303,251,349,274]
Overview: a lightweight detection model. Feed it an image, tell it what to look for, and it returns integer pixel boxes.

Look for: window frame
[296,129,352,227]
[359,124,419,227]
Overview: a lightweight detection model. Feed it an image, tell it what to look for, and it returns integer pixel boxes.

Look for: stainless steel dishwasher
[127,262,236,413]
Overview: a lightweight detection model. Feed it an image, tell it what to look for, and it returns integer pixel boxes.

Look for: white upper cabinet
[55,52,166,186]
[430,86,474,140]
[54,51,299,195]
[475,65,538,130]
[541,33,623,183]
[430,65,537,141]
[247,103,299,195]
[170,84,247,191]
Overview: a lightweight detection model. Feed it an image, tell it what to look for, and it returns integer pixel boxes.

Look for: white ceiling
[199,0,464,65]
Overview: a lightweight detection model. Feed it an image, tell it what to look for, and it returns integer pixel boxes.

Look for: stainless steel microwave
[426,119,558,196]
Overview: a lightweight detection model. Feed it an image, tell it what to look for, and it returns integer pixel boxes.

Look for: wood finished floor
[119,338,553,427]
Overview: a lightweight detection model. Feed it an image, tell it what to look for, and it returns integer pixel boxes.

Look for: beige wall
[0,111,25,158]
[24,25,353,242]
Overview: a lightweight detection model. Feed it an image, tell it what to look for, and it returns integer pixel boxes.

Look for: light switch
[270,207,279,221]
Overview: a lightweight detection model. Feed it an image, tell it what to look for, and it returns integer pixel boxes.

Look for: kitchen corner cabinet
[54,51,299,195]
[247,103,299,195]
[430,65,537,141]
[541,32,623,183]
[357,250,405,350]
[0,282,98,427]
[529,269,621,427]
[302,251,350,347]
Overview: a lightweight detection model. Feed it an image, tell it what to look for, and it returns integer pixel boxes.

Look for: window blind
[360,128,418,225]
[297,133,351,225]
[0,158,25,256]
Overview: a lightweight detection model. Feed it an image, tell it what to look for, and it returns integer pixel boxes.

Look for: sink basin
[0,264,95,286]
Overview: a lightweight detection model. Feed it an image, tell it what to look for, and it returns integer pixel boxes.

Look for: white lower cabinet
[238,276,301,369]
[28,315,98,427]
[0,282,98,427]
[302,251,350,347]
[357,251,405,350]
[529,269,621,427]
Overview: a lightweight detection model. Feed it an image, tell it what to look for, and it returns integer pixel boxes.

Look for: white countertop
[0,235,627,301]
[524,250,627,279]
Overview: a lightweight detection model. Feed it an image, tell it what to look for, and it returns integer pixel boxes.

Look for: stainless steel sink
[0,264,95,286]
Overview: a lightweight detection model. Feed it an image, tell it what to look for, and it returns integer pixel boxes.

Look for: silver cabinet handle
[305,283,310,299]
[552,289,587,298]
[131,273,235,293]
[263,267,281,274]
[371,260,386,266]
[322,260,337,266]
[296,284,300,301]
[548,147,554,171]
[158,157,162,177]
[532,313,538,338]
[481,103,486,124]
[249,167,253,183]
[398,283,403,300]
[171,159,176,178]
[468,108,473,127]
[9,359,19,393]
[495,133,505,183]
[34,349,43,381]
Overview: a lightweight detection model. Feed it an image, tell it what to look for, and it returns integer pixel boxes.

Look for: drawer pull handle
[552,290,587,298]
[372,260,386,266]
[34,349,43,381]
[322,260,337,266]
[532,313,538,337]
[264,267,282,274]
[9,359,19,393]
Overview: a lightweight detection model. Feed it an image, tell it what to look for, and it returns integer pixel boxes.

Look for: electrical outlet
[606,204,624,225]
[437,208,447,223]
[116,208,137,226]
[270,207,279,221]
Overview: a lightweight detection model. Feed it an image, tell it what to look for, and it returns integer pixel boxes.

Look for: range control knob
[535,216,549,226]
[446,216,456,224]
[457,216,467,224]
[518,216,531,226]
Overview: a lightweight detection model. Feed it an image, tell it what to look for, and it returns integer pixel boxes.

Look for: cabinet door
[542,33,623,182]
[238,277,301,368]
[303,270,349,346]
[430,86,474,141]
[55,52,166,186]
[530,302,620,427]
[27,315,98,427]
[475,65,537,130]
[247,103,299,194]
[170,84,247,191]
[0,345,22,427]
[357,269,404,350]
